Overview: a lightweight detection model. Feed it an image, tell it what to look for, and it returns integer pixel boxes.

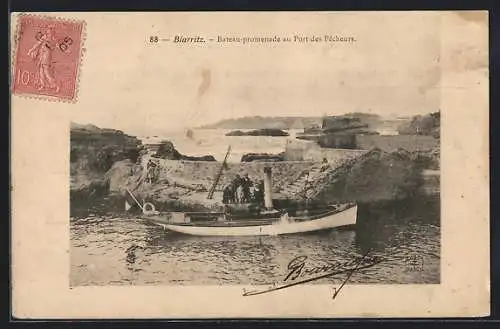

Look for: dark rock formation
[182,155,217,161]
[409,146,440,170]
[316,133,357,149]
[240,152,285,162]
[321,117,368,133]
[297,115,380,149]
[313,148,427,203]
[343,112,382,128]
[225,130,246,136]
[70,123,142,170]
[225,129,289,137]
[153,140,216,161]
[70,123,143,213]
[398,111,440,137]
[278,148,436,204]
[153,140,184,159]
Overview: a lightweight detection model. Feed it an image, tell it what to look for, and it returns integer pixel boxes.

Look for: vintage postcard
[11,11,489,318]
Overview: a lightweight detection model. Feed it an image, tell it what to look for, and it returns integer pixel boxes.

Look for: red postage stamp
[12,15,85,101]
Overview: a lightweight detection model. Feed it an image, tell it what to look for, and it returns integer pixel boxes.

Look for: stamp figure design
[12,16,85,101]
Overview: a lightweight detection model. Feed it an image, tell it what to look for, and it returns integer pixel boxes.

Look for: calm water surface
[70,196,440,286]
[139,128,307,162]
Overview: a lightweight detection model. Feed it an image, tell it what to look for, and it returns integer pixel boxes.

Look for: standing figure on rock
[146,160,159,184]
[153,163,160,182]
[145,160,152,184]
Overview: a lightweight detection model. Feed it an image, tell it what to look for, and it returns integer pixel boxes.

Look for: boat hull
[146,205,357,237]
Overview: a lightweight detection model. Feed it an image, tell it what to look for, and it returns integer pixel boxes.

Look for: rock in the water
[241,152,285,162]
[397,111,440,137]
[153,140,216,161]
[181,155,217,161]
[225,129,289,137]
[153,140,184,159]
[225,130,246,136]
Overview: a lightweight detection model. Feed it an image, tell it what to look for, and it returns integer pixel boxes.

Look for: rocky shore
[70,123,439,217]
[70,123,142,208]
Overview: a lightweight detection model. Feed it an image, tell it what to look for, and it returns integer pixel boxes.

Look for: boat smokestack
[263,166,273,210]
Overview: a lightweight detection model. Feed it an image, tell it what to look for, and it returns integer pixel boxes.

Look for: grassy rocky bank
[70,123,439,217]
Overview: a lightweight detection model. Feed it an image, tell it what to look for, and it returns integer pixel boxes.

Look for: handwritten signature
[242,250,385,299]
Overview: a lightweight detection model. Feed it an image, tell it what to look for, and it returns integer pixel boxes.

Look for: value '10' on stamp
[12,15,85,102]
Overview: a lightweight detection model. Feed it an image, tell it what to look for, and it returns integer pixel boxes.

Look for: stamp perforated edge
[10,13,87,104]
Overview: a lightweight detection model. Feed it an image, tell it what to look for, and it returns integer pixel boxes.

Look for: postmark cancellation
[11,14,85,102]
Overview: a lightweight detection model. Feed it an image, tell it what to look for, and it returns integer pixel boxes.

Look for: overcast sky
[66,12,441,136]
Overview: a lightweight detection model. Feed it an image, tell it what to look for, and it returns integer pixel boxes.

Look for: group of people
[222,173,265,205]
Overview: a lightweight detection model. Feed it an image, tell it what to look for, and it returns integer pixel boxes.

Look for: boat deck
[175,219,276,227]
[142,204,356,228]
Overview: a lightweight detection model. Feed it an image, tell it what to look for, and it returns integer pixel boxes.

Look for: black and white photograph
[68,12,441,287]
[70,112,440,286]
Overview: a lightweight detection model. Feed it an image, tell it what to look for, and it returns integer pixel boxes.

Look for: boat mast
[207,145,231,199]
[263,166,274,210]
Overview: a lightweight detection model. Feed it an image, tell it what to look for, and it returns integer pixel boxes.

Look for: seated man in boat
[249,184,256,202]
[232,174,242,188]
[222,184,234,204]
[241,173,252,203]
[231,174,243,203]
[253,180,265,206]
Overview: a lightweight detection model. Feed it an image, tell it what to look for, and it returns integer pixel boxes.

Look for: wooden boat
[140,203,357,237]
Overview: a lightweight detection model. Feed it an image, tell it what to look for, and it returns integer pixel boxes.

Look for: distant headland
[225,128,289,137]
[197,113,383,130]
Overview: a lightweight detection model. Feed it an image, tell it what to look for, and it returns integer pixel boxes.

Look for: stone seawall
[142,159,317,193]
[285,134,438,160]
[356,134,438,152]
[105,159,322,212]
[302,148,368,164]
[284,141,367,164]
[76,148,439,215]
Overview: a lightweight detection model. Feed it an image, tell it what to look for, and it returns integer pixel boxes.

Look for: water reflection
[70,196,440,286]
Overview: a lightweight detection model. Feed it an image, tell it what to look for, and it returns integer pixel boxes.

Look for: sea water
[139,128,306,162]
[70,196,440,286]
